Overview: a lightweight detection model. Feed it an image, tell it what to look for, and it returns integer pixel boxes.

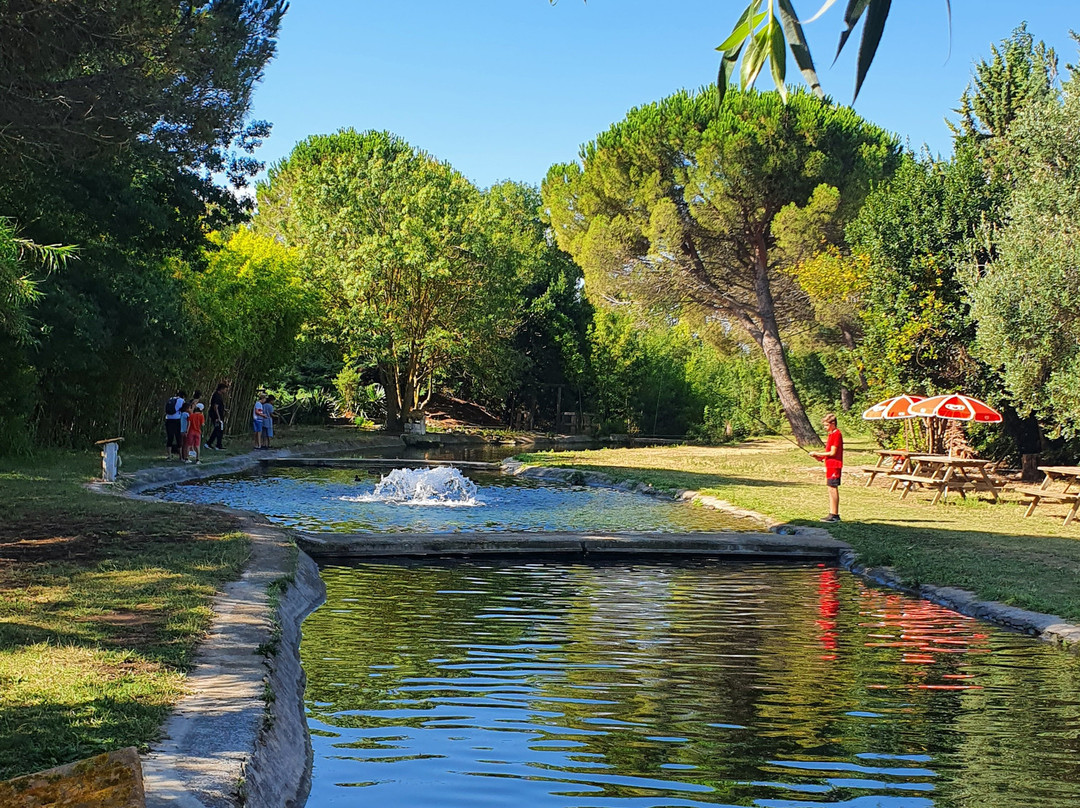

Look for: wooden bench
[858,464,895,486]
[1013,484,1080,526]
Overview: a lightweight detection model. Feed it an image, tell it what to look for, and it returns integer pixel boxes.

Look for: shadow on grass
[531,463,817,493]
[0,700,170,780]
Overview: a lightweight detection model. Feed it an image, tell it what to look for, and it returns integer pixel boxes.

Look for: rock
[0,747,144,808]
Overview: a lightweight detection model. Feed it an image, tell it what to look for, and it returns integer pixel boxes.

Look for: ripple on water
[300,560,1080,807]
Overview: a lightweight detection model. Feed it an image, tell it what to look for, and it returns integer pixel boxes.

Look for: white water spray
[342,466,482,507]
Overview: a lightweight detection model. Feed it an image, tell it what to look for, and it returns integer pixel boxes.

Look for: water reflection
[302,561,1080,807]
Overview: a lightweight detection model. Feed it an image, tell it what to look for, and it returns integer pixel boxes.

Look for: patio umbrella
[863,394,926,451]
[907,394,1002,423]
[862,394,925,420]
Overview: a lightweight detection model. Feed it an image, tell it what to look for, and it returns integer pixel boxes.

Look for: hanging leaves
[717,0,948,103]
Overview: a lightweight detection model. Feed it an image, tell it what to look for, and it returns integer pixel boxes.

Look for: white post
[96,438,124,482]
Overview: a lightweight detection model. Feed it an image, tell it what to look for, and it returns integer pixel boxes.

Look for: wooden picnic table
[889,454,1001,505]
[1014,466,1080,526]
[858,449,915,489]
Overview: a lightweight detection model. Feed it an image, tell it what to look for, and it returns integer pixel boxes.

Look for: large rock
[0,747,144,807]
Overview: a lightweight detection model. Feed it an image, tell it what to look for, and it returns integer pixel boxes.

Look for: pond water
[150,466,754,534]
[302,560,1080,808]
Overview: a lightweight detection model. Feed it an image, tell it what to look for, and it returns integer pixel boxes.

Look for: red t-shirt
[187,411,205,438]
[824,429,843,478]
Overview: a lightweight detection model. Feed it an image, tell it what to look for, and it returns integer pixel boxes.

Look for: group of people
[164,383,228,462]
[252,393,278,450]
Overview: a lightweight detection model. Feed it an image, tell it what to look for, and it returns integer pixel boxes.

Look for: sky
[248,1,1079,189]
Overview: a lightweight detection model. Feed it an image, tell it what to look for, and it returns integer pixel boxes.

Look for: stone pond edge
[83,439,1080,806]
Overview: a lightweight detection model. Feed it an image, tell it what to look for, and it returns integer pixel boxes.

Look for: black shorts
[826,476,842,488]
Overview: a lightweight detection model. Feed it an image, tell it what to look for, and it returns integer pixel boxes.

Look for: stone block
[0,747,144,807]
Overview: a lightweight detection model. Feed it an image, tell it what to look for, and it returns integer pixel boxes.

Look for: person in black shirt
[206,382,228,450]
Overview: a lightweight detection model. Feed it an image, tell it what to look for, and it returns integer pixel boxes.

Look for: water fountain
[343,466,481,507]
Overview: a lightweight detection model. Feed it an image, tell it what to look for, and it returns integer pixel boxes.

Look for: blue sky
[249,1,1078,189]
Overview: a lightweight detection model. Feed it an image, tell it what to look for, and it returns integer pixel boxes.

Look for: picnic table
[1014,466,1080,526]
[889,454,1002,505]
[858,449,915,489]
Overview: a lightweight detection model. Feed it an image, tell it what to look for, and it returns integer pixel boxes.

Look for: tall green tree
[543,86,896,445]
[0,0,286,448]
[971,63,1080,438]
[257,130,521,431]
[0,0,284,180]
[950,24,1059,162]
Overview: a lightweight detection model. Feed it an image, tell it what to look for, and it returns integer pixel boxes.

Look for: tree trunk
[750,238,822,448]
[759,327,823,447]
[1002,405,1042,481]
[840,326,869,391]
[381,368,404,433]
[840,387,854,411]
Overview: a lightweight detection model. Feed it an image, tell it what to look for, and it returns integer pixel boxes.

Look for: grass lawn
[0,423,404,779]
[0,448,251,780]
[520,436,1080,623]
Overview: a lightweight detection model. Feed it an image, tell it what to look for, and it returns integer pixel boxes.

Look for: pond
[150,465,755,534]
[302,560,1080,808]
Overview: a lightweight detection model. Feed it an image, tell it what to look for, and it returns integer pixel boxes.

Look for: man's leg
[828,484,840,517]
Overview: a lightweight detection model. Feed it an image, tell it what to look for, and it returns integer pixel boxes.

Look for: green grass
[520,437,1080,623]
[0,449,250,779]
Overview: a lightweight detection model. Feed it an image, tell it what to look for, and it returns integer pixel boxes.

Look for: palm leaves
[718,0,948,103]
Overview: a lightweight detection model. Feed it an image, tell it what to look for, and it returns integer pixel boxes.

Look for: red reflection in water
[816,568,841,660]
[859,589,988,691]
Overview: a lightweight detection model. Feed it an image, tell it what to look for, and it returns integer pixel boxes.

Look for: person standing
[164,389,186,459]
[185,403,205,464]
[206,382,228,450]
[262,394,276,449]
[179,402,191,459]
[253,393,267,450]
[810,413,843,522]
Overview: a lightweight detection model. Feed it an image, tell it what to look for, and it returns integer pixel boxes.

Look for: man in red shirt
[810,413,843,522]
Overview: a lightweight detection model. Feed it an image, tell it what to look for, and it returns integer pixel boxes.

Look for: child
[185,402,205,463]
[810,413,843,522]
[253,394,267,449]
[262,394,276,449]
[179,402,191,459]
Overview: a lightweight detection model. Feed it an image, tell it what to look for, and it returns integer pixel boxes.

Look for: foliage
[949,24,1059,163]
[447,181,592,422]
[258,130,531,431]
[846,150,1004,395]
[543,85,897,445]
[0,0,284,187]
[0,1,286,451]
[717,0,926,103]
[971,66,1080,437]
[179,228,316,430]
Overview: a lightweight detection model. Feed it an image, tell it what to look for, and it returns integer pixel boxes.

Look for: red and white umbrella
[862,394,925,420]
[907,394,1002,423]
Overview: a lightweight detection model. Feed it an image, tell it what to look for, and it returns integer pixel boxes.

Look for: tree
[257,130,521,432]
[971,64,1080,437]
[950,24,1059,165]
[846,150,1005,396]
[0,0,284,182]
[543,86,897,445]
